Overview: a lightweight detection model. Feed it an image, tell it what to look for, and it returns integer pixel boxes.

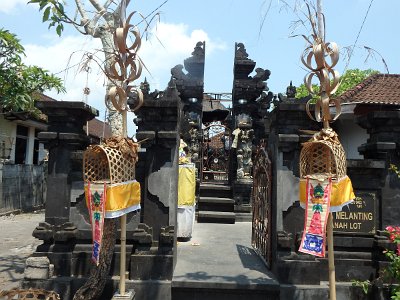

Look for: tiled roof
[85,118,112,139]
[338,74,400,105]
[203,99,229,112]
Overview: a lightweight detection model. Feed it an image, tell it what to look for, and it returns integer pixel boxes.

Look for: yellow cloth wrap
[85,181,141,213]
[300,176,355,210]
[178,165,196,206]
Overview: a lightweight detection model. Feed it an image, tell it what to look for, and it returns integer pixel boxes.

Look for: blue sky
[1,0,398,134]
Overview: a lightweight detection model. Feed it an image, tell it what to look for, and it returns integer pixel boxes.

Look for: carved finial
[140,77,150,95]
[192,41,205,56]
[286,81,297,98]
[236,42,249,59]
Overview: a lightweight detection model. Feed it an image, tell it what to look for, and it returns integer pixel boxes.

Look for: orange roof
[85,118,112,139]
[338,74,400,105]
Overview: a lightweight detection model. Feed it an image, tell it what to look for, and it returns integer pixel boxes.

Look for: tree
[295,68,379,100]
[0,29,64,116]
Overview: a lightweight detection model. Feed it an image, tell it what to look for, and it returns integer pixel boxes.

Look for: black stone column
[33,101,97,240]
[132,79,180,280]
[357,109,400,228]
[231,42,272,211]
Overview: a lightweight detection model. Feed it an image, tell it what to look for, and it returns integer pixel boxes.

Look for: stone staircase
[197,183,235,224]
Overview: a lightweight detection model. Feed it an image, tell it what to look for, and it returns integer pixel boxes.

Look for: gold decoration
[301,14,341,124]
[105,11,143,113]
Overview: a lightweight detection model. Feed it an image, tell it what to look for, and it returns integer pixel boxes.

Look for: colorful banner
[85,180,141,219]
[299,175,354,212]
[87,182,106,265]
[299,177,331,257]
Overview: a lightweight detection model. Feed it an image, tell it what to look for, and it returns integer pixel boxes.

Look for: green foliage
[295,68,379,101]
[390,164,400,179]
[352,279,371,295]
[353,226,400,299]
[0,28,65,115]
[28,0,66,36]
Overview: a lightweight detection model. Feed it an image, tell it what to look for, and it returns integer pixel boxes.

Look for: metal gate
[201,122,231,182]
[251,146,272,268]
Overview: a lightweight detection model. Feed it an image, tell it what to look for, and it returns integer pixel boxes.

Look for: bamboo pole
[318,0,336,296]
[119,109,128,296]
[327,213,336,300]
[120,213,127,295]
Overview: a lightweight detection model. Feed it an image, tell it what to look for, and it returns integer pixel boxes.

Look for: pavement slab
[0,212,44,291]
[173,221,279,289]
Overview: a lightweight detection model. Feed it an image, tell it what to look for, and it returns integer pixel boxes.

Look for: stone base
[112,290,135,300]
[233,179,253,206]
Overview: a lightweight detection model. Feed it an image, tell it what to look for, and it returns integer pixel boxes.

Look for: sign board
[333,191,376,234]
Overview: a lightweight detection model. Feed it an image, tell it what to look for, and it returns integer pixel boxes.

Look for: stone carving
[171,64,187,81]
[253,67,271,83]
[188,127,200,162]
[232,114,254,180]
[236,128,254,179]
[235,42,249,59]
[286,81,297,98]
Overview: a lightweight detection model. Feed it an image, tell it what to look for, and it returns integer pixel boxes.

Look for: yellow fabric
[300,176,355,209]
[85,181,141,213]
[178,165,196,206]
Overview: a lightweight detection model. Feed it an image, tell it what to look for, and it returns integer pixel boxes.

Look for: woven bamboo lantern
[299,129,354,213]
[83,137,140,219]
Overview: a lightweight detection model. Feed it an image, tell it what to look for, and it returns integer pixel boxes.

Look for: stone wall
[0,164,46,214]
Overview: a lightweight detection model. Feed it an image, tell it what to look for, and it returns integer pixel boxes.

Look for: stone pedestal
[112,290,135,300]
[233,179,252,208]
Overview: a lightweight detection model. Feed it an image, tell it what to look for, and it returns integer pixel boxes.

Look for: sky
[1,0,399,135]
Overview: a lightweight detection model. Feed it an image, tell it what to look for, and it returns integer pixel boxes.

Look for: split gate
[251,146,272,268]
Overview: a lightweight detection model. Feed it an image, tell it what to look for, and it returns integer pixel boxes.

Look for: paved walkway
[173,221,278,289]
[0,212,44,291]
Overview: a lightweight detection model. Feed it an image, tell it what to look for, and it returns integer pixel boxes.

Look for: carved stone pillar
[33,101,97,241]
[133,79,180,280]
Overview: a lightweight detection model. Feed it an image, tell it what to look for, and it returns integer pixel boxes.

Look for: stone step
[235,212,252,222]
[171,283,280,300]
[197,211,235,224]
[198,197,235,212]
[199,184,232,198]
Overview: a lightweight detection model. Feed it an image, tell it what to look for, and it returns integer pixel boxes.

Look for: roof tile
[338,74,400,105]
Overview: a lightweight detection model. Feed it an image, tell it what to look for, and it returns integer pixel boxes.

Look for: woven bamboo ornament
[83,136,141,219]
[299,128,354,212]
[0,288,60,300]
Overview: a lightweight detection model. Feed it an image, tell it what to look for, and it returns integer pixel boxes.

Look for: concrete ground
[0,211,44,291]
[173,221,279,289]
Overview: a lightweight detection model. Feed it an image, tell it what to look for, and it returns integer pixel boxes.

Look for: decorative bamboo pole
[120,110,128,296]
[327,213,336,300]
[104,0,143,296]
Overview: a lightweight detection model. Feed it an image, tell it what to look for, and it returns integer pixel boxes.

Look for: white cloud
[0,0,29,14]
[24,35,107,109]
[21,21,226,135]
[139,22,226,90]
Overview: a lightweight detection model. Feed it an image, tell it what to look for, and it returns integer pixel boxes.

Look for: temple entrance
[251,146,272,268]
[201,122,231,183]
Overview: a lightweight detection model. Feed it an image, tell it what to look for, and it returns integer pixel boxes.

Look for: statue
[233,125,254,179]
